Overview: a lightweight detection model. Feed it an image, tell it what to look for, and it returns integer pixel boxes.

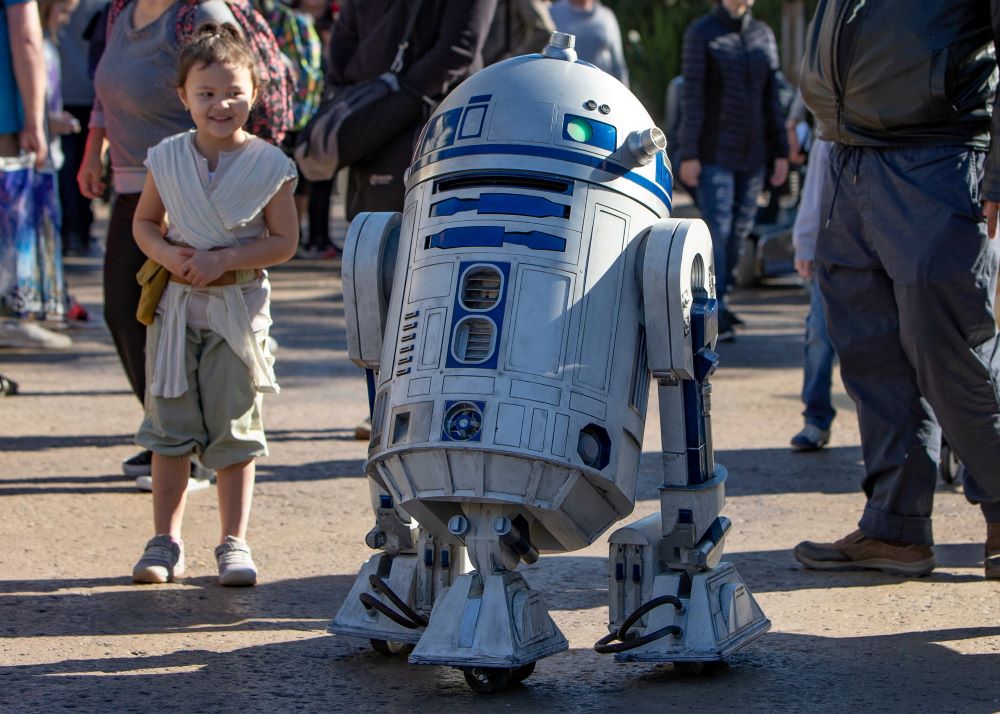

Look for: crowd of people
[1,0,998,587]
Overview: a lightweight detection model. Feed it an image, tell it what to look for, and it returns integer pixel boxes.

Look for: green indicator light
[566,118,593,143]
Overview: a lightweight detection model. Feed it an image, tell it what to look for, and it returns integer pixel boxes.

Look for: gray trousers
[816,144,1000,545]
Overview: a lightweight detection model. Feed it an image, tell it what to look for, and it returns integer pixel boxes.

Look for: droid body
[337,33,768,692]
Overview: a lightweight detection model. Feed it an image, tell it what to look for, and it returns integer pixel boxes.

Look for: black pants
[817,144,1000,544]
[103,193,146,404]
[58,105,94,250]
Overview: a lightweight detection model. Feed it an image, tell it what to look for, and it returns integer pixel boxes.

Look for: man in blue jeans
[677,0,788,341]
[794,0,1000,579]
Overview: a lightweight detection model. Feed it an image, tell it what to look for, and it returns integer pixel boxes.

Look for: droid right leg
[329,480,464,653]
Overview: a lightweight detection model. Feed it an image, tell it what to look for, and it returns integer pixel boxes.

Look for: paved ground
[2,217,999,713]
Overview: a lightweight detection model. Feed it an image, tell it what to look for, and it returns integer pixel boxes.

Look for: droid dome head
[407,32,672,217]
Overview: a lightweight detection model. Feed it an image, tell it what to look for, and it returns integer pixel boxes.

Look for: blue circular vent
[444,402,483,441]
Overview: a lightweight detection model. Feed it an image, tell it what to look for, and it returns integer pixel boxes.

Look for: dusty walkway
[1,245,998,713]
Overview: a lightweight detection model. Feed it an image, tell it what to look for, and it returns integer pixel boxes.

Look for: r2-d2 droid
[335,32,769,692]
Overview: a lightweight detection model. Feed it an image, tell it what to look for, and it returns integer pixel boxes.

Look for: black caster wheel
[370,639,413,656]
[512,661,536,683]
[674,661,708,675]
[463,666,513,693]
[939,442,961,485]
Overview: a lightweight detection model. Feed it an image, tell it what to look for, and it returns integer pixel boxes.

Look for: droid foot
[602,564,769,664]
[328,552,425,646]
[409,571,567,671]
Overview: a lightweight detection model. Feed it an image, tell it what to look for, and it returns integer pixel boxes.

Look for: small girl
[130,23,298,586]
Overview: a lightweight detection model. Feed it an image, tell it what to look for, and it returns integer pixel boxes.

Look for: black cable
[368,574,430,627]
[358,592,422,629]
[594,595,685,654]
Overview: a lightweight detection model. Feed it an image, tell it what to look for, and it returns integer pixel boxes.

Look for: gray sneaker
[215,536,258,587]
[133,535,184,583]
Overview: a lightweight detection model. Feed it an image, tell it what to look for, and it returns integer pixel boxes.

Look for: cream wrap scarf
[145,131,292,399]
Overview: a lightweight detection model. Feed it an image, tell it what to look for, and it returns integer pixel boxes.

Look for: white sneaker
[0,319,72,349]
[215,536,258,586]
[135,475,212,492]
[132,534,185,583]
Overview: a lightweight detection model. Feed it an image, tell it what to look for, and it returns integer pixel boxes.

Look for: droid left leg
[595,218,769,666]
[335,213,468,653]
[329,481,465,652]
[409,504,567,692]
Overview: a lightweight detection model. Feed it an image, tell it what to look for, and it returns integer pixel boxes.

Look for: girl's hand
[77,150,105,199]
[50,111,80,135]
[180,250,228,287]
[161,245,195,277]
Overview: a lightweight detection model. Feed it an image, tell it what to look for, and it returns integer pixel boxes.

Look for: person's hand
[770,157,789,187]
[984,200,1000,240]
[795,258,814,280]
[49,111,80,135]
[786,120,805,164]
[180,249,228,287]
[679,159,701,188]
[77,150,105,199]
[161,245,195,276]
[19,122,46,168]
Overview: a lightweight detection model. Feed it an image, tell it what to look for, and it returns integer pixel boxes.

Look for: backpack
[106,0,293,144]
[255,0,323,131]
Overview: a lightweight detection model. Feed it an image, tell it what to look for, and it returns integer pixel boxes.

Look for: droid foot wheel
[674,661,722,676]
[370,639,413,656]
[512,661,536,683]
[939,442,961,486]
[463,666,513,693]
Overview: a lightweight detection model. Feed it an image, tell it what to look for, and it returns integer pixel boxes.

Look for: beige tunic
[144,131,297,398]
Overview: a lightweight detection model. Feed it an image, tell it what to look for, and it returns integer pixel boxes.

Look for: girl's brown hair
[177,23,260,93]
[37,0,78,44]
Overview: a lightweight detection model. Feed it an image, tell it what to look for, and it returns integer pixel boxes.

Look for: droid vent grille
[461,266,503,310]
[453,317,495,363]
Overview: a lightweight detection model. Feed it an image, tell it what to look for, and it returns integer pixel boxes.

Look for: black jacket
[328,0,496,216]
[677,4,788,172]
[800,0,1000,198]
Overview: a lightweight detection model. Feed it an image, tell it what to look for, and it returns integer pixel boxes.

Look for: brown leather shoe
[794,529,935,577]
[986,523,1000,580]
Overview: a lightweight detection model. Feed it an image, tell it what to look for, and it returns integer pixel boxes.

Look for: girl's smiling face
[177,60,256,147]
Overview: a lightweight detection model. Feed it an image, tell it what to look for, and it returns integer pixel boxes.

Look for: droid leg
[596,218,769,665]
[329,481,466,652]
[409,504,568,692]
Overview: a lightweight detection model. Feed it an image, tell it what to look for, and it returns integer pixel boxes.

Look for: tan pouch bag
[135,258,169,326]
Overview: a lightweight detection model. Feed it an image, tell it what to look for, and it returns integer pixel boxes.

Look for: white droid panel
[575,206,628,393]
[507,267,572,377]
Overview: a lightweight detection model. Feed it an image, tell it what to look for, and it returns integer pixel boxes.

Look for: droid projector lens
[445,402,483,441]
[566,118,593,143]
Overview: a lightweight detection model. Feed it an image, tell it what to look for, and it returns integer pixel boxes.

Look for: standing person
[28,0,82,329]
[0,0,45,165]
[548,0,626,85]
[789,137,836,451]
[793,0,1000,580]
[76,0,286,485]
[1,0,74,341]
[130,24,297,584]
[327,0,497,440]
[676,0,788,341]
[56,0,104,256]
[0,0,46,393]
[482,0,553,66]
